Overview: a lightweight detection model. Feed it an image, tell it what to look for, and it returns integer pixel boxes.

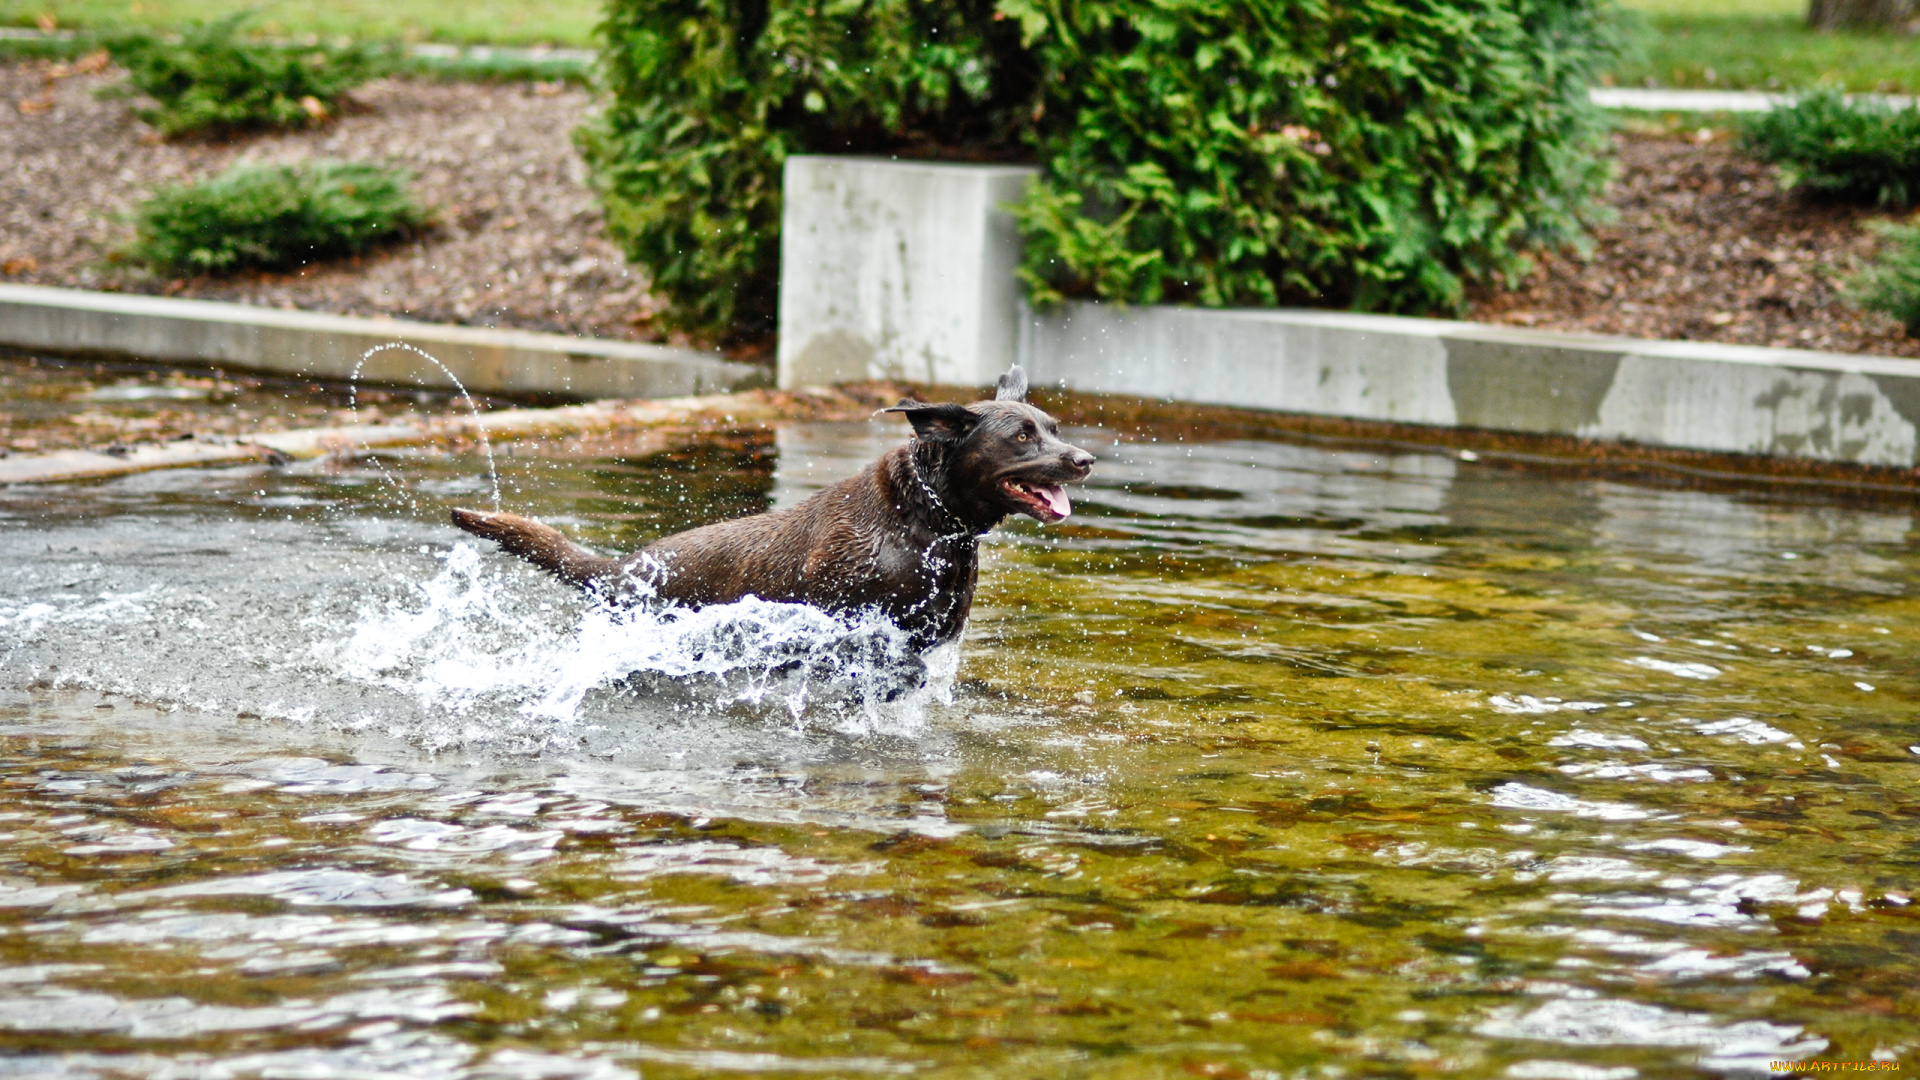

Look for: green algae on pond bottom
[0,421,1916,1077]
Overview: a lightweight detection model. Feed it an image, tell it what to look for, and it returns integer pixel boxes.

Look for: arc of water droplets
[350,342,502,512]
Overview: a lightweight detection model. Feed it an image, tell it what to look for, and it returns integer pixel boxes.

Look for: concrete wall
[0,284,766,400]
[777,156,1037,389]
[1019,302,1920,468]
[775,159,1920,470]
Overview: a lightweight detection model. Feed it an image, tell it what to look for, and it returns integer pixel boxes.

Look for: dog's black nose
[1067,449,1095,471]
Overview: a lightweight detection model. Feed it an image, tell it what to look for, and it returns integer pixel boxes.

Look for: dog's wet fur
[451,366,1094,652]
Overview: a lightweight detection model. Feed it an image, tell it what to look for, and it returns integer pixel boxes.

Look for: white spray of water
[321,544,956,744]
[349,342,501,512]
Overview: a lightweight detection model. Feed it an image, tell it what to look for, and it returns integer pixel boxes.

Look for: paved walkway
[1591,87,1916,112]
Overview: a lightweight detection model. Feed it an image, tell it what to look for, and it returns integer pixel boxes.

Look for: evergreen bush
[126,160,427,276]
[1740,90,1920,209]
[582,0,1620,340]
[580,0,1038,339]
[104,13,385,138]
[1852,220,1920,331]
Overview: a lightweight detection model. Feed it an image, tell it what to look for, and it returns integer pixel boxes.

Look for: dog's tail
[450,508,619,588]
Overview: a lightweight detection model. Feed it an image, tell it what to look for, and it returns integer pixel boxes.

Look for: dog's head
[885,366,1096,526]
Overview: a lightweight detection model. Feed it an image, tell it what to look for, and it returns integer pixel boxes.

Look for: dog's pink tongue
[1036,484,1071,519]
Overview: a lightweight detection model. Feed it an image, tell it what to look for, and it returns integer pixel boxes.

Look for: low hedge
[125,160,427,276]
[1741,90,1920,209]
[582,0,1620,340]
[1853,221,1920,332]
[103,13,384,138]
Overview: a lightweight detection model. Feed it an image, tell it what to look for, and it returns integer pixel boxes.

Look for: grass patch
[1608,0,1920,93]
[0,28,95,60]
[101,13,384,137]
[0,0,598,47]
[399,48,589,84]
[1853,222,1920,332]
[125,159,427,275]
[1741,90,1920,207]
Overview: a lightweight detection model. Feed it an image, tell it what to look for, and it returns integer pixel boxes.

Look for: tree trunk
[1808,0,1919,30]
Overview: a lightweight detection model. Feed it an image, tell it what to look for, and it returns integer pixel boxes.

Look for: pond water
[0,405,1916,1079]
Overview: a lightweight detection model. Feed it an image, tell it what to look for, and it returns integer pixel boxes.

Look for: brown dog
[450,366,1094,651]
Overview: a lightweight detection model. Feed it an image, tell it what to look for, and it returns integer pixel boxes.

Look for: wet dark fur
[451,368,1094,651]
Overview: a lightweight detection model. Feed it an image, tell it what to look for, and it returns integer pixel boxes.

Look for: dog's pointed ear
[994,365,1029,403]
[881,400,980,441]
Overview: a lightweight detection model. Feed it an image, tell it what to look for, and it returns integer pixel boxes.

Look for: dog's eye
[1017,432,1029,442]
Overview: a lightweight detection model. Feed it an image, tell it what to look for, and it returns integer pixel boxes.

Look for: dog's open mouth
[1002,479,1071,521]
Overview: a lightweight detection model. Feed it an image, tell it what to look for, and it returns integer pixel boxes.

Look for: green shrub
[582,0,1619,340]
[1741,90,1920,209]
[126,159,427,275]
[579,0,1038,339]
[103,12,385,138]
[1852,220,1920,331]
[1008,0,1619,314]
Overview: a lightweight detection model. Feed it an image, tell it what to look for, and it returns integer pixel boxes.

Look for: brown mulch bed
[2,54,1915,361]
[1468,129,1918,357]
[0,56,667,346]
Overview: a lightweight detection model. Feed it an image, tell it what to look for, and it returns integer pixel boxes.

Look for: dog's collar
[907,442,977,543]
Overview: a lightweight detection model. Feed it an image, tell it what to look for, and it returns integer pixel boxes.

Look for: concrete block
[0,284,767,400]
[1019,300,1920,468]
[777,156,1037,389]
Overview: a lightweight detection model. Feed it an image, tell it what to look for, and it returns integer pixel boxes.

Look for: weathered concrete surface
[0,284,767,400]
[1019,302,1920,468]
[777,156,1037,389]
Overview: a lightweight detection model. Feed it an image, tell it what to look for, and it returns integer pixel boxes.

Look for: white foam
[1477,996,1825,1068]
[1692,717,1795,745]
[1625,656,1721,680]
[1548,731,1649,751]
[320,544,954,747]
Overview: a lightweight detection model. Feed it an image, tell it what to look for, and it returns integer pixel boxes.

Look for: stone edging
[1019,303,1920,470]
[0,284,768,400]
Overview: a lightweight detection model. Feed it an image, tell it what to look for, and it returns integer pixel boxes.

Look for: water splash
[350,342,501,512]
[322,544,954,747]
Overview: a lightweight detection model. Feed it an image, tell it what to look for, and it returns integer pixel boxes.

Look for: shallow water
[0,414,1917,1078]
[0,353,507,453]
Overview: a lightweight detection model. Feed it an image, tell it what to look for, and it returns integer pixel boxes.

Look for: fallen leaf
[1034,1000,1119,1016]
[1266,959,1343,980]
[881,966,977,987]
[1231,1009,1338,1025]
